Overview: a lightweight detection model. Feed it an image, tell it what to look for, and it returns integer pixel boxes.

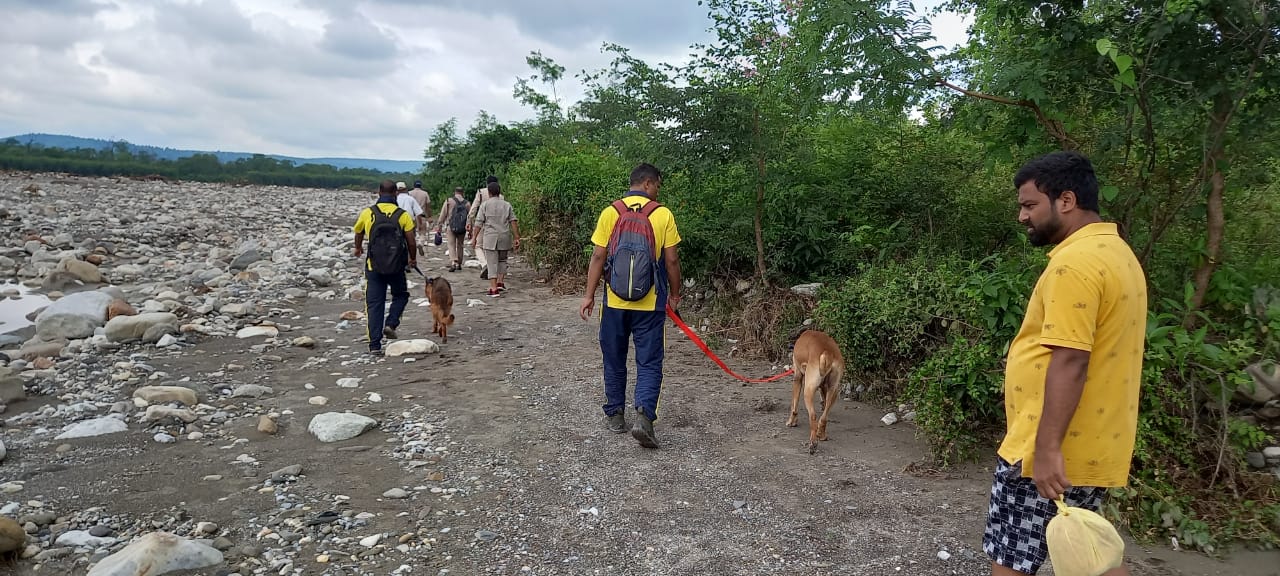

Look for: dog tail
[817,351,833,376]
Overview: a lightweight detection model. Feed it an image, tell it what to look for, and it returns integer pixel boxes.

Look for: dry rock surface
[1,173,1276,576]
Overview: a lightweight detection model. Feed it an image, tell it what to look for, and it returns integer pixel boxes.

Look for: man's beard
[1026,212,1062,247]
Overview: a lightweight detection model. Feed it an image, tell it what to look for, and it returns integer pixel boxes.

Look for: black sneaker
[368,349,384,357]
[630,408,659,448]
[605,413,627,434]
[383,326,397,340]
[480,268,489,280]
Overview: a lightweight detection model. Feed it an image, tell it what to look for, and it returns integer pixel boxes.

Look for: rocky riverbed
[1,172,1278,576]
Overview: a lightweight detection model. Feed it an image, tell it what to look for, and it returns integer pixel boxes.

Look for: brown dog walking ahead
[785,330,845,454]
[427,277,455,343]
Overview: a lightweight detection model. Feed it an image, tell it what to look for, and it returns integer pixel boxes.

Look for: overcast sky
[0,0,971,161]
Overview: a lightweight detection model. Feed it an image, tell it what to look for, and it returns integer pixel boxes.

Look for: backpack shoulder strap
[611,199,631,215]
[638,200,662,217]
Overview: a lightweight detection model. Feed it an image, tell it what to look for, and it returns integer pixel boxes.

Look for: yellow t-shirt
[589,194,681,311]
[352,201,415,271]
[998,222,1148,487]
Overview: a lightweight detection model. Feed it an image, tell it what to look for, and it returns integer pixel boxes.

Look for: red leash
[666,305,796,384]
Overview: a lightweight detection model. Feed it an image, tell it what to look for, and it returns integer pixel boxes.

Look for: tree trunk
[1185,95,1232,327]
[752,107,768,281]
[1186,158,1225,326]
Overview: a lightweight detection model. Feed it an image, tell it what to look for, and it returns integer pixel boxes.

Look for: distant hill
[3,133,424,175]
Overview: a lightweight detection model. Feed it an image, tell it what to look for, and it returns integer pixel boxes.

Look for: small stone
[385,339,439,357]
[339,310,363,321]
[230,384,273,398]
[308,396,329,406]
[291,336,316,348]
[881,412,899,426]
[336,377,361,388]
[1246,452,1267,469]
[270,465,302,481]
[202,475,223,482]
[154,432,176,443]
[316,554,330,563]
[133,385,198,406]
[197,522,219,535]
[382,488,409,499]
[88,525,114,538]
[474,530,498,542]
[308,412,378,443]
[938,550,952,561]
[359,534,382,548]
[56,416,128,439]
[236,325,278,339]
[257,415,278,435]
[212,536,234,551]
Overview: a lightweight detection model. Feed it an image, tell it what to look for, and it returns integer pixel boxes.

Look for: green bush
[505,145,629,278]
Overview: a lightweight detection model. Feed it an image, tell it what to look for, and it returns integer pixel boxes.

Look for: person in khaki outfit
[409,180,432,235]
[468,175,498,278]
[473,181,520,296]
[435,187,470,272]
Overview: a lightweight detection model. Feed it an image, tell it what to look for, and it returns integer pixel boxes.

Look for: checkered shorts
[982,457,1107,574]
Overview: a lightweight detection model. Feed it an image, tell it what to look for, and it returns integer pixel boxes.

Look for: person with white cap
[394,181,424,255]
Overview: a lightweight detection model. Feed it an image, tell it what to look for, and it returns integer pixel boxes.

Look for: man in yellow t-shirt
[984,151,1146,576]
[578,163,682,449]
[352,180,417,356]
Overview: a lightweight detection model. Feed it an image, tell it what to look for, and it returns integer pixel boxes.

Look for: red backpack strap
[611,199,631,215]
[638,200,661,216]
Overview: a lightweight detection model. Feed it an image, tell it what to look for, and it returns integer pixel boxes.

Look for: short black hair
[414,180,423,188]
[379,180,396,196]
[453,186,464,194]
[629,163,662,187]
[487,182,501,196]
[486,175,499,184]
[1013,151,1099,212]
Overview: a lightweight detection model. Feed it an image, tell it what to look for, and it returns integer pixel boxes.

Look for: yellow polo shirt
[998,222,1148,487]
[590,194,681,312]
[353,201,415,271]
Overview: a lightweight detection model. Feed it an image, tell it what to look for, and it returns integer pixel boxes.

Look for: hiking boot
[630,408,659,449]
[383,326,397,340]
[605,412,627,434]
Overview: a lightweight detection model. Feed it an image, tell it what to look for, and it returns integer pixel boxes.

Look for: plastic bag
[1045,497,1125,576]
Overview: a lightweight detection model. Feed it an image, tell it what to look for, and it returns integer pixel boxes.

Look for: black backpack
[367,204,407,274]
[449,198,470,235]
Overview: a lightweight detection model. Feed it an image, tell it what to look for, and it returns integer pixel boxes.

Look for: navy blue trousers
[365,268,408,351]
[600,304,666,422]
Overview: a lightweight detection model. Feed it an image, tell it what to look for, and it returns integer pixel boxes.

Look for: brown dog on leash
[426,276,455,343]
[785,330,845,454]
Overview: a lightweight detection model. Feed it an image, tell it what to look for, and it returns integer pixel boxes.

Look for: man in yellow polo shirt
[353,180,418,356]
[984,151,1146,575]
[578,163,682,449]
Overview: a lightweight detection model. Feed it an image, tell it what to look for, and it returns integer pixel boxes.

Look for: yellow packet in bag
[1045,497,1125,576]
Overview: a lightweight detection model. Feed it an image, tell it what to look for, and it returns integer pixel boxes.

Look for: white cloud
[0,0,972,161]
